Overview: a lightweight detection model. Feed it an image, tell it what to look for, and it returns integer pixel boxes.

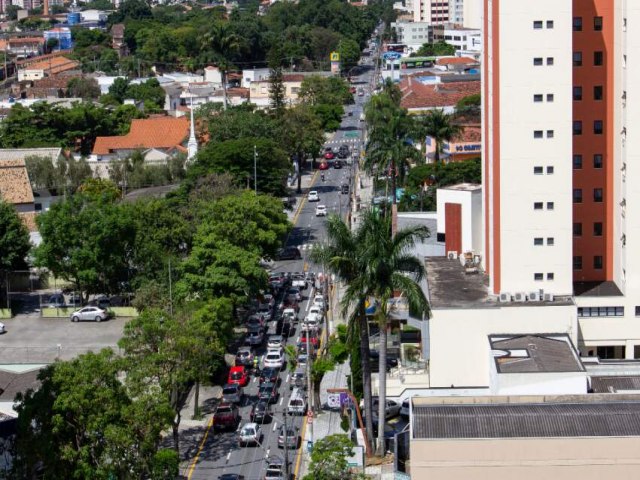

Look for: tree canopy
[0,200,30,271]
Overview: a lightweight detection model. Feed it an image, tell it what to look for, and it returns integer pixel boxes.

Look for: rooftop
[440,182,481,192]
[24,56,80,76]
[0,148,61,163]
[490,334,585,374]
[399,77,480,110]
[436,57,479,66]
[0,160,34,205]
[92,117,190,155]
[0,367,41,402]
[590,376,640,393]
[412,394,640,440]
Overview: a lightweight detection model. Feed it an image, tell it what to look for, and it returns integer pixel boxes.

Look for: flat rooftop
[490,334,585,374]
[412,394,640,440]
[439,183,481,192]
[591,376,640,393]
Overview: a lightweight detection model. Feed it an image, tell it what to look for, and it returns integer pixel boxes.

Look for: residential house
[16,54,80,78]
[0,37,44,58]
[249,73,305,108]
[0,159,37,235]
[399,75,480,113]
[434,56,479,73]
[110,24,128,57]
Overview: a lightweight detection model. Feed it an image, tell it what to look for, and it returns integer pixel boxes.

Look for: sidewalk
[285,169,320,223]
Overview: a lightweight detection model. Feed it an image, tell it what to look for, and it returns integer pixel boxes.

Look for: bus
[384,56,436,70]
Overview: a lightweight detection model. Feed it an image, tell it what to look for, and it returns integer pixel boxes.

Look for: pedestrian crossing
[324,138,361,146]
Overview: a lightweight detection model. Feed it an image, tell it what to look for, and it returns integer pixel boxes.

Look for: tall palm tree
[415,108,462,164]
[350,210,430,456]
[202,23,240,110]
[311,214,376,454]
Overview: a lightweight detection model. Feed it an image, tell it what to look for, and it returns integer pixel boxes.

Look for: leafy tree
[57,156,94,193]
[337,38,361,70]
[201,22,241,110]
[312,103,343,131]
[202,104,280,143]
[24,155,58,191]
[12,349,174,479]
[67,77,101,99]
[0,200,30,271]
[455,93,481,120]
[110,0,153,23]
[299,75,352,107]
[269,66,287,117]
[35,192,135,300]
[303,434,357,480]
[415,40,456,57]
[5,5,20,20]
[108,77,130,104]
[413,108,462,164]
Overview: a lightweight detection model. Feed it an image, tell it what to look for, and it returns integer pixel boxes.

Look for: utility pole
[168,258,173,316]
[254,145,258,194]
[306,323,313,448]
[282,411,290,479]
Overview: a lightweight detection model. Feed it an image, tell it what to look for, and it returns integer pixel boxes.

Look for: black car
[277,247,301,260]
[334,160,343,168]
[258,381,279,404]
[219,474,245,480]
[250,400,272,423]
[260,367,280,385]
[341,184,349,194]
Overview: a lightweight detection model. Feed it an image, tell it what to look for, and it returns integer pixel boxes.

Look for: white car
[263,350,285,369]
[315,205,327,216]
[267,335,285,349]
[70,306,109,322]
[313,295,326,310]
[238,423,262,447]
[302,316,320,332]
[0,322,6,334]
[308,191,319,202]
[308,305,324,320]
[282,308,297,323]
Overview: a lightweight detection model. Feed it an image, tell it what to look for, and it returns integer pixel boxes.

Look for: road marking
[266,448,270,458]
[292,170,320,226]
[293,414,308,479]
[186,416,214,479]
[273,421,278,432]
[226,451,231,463]
[286,373,290,383]
[279,396,284,406]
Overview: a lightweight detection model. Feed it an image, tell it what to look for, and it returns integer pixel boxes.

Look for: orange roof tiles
[92,117,190,156]
[436,57,478,66]
[457,125,481,143]
[400,77,480,110]
[25,56,80,75]
[0,160,34,205]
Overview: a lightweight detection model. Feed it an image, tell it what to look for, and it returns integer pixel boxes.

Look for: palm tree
[311,214,376,454]
[202,23,240,110]
[415,108,462,164]
[350,210,430,456]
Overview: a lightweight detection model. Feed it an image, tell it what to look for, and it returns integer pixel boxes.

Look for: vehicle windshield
[241,427,255,435]
[223,387,238,395]
[218,405,232,413]
[231,371,242,380]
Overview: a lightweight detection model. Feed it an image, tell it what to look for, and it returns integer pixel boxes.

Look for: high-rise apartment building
[413,0,450,24]
[483,0,640,358]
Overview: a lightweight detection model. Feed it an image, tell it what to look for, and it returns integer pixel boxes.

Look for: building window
[593,188,603,202]
[594,222,603,236]
[594,120,603,134]
[533,57,543,66]
[534,237,544,246]
[594,85,603,100]
[594,255,603,269]
[546,130,554,138]
[593,154,603,168]
[573,121,583,135]
[546,93,554,102]
[534,202,543,210]
[534,273,544,281]
[636,306,640,317]
[546,166,554,174]
[579,306,624,317]
[573,86,583,100]
[573,154,583,169]
[534,130,543,138]
[546,57,554,66]
[546,20,554,29]
[573,17,583,31]
[594,51,604,66]
[546,202,554,210]
[594,16,603,31]
[533,94,543,102]
[547,273,554,280]
[574,223,583,237]
[533,166,543,174]
[573,256,583,270]
[573,189,583,203]
[573,51,583,66]
[547,237,554,246]
[533,20,543,29]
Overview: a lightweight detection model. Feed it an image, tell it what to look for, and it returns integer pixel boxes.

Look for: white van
[287,388,307,415]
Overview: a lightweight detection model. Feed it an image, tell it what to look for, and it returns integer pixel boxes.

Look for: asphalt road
[194,63,373,480]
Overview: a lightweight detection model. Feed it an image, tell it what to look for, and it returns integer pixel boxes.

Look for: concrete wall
[494,371,587,395]
[410,437,640,479]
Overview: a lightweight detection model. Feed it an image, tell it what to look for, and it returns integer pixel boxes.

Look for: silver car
[70,306,109,322]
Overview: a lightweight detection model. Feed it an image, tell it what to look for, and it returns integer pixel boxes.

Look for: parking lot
[0,314,127,363]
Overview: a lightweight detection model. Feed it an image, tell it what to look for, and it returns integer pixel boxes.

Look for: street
[188,63,374,480]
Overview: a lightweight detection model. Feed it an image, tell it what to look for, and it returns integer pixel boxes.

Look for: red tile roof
[400,77,480,110]
[436,57,478,66]
[92,117,190,155]
[457,124,481,143]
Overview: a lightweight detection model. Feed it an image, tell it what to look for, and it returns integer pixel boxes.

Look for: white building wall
[449,0,464,24]
[494,372,587,396]
[436,186,482,254]
[462,0,482,29]
[392,21,432,51]
[497,0,573,295]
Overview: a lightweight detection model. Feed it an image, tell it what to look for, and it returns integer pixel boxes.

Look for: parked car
[312,295,326,311]
[277,247,302,260]
[263,350,285,369]
[278,424,299,448]
[259,367,280,385]
[213,402,240,431]
[219,474,245,480]
[369,350,399,372]
[282,308,297,323]
[315,205,327,217]
[368,397,401,420]
[238,422,262,447]
[264,456,286,480]
[228,366,249,387]
[308,191,320,202]
[301,316,320,332]
[222,383,244,404]
[89,296,111,309]
[308,305,324,319]
[400,398,410,419]
[47,293,66,308]
[290,369,307,391]
[235,346,255,367]
[267,335,285,350]
[250,400,272,423]
[70,306,109,322]
[258,381,279,404]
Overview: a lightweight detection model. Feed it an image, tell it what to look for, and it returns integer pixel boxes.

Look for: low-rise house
[399,75,480,113]
[249,73,305,108]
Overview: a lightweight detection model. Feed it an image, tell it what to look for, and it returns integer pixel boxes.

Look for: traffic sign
[307,410,314,424]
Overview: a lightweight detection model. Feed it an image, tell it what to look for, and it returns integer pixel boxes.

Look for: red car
[319,161,330,170]
[228,366,248,387]
[324,151,335,160]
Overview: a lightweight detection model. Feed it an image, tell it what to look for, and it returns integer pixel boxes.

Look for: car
[341,184,350,194]
[261,293,276,308]
[70,306,109,322]
[235,346,255,367]
[287,287,302,302]
[296,352,309,368]
[228,366,249,387]
[357,88,365,96]
[308,191,320,202]
[277,247,302,260]
[257,305,273,321]
[267,335,285,349]
[246,315,265,331]
[264,456,286,480]
[299,334,319,348]
[291,273,307,289]
[301,317,321,333]
[315,205,327,217]
[238,422,262,447]
[218,474,245,480]
[318,161,330,170]
[213,402,240,431]
[368,397,401,420]
[348,110,353,116]
[312,295,326,310]
[370,350,399,372]
[281,297,299,313]
[222,383,244,404]
[89,296,111,309]
[278,424,299,448]
[263,350,285,369]
[250,400,272,423]
[308,304,324,319]
[0,323,6,334]
[287,388,307,416]
[245,328,264,347]
[400,398,410,418]
[258,381,279,404]
[324,150,335,160]
[260,367,280,385]
[334,160,343,168]
[282,308,297,323]
[290,369,307,390]
[269,273,286,290]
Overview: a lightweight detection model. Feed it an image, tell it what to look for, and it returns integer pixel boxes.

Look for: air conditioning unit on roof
[543,293,554,302]
[499,292,512,303]
[514,292,526,302]
[528,291,542,301]
[447,251,458,260]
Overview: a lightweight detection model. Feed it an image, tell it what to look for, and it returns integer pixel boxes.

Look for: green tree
[414,108,462,164]
[0,200,30,272]
[202,104,280,143]
[24,155,59,191]
[337,38,360,70]
[416,40,456,57]
[67,77,101,99]
[303,434,357,480]
[126,78,166,112]
[108,77,130,104]
[455,93,481,120]
[269,66,287,117]
[201,22,241,110]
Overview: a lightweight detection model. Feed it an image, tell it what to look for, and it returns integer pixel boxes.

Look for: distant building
[43,28,73,51]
